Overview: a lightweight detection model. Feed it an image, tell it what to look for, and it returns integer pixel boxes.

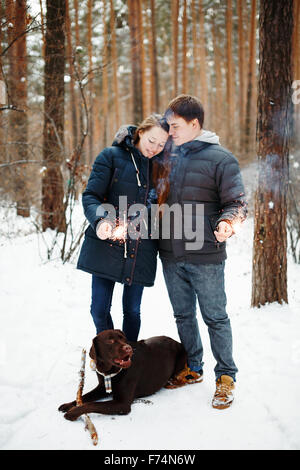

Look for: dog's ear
[89,342,96,360]
[91,336,101,358]
[115,329,127,339]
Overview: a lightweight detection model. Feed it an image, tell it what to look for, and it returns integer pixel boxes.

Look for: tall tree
[198,0,208,117]
[137,0,147,118]
[39,0,45,58]
[66,0,78,151]
[87,0,94,159]
[109,0,119,129]
[149,0,159,112]
[225,0,235,149]
[191,0,199,97]
[211,10,223,139]
[251,0,294,307]
[244,0,257,156]
[0,3,6,161]
[128,0,143,123]
[101,0,108,146]
[292,0,300,147]
[171,0,179,96]
[14,0,29,217]
[182,0,187,93]
[237,0,245,151]
[42,0,66,232]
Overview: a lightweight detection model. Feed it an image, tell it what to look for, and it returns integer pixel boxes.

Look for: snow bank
[1,205,300,450]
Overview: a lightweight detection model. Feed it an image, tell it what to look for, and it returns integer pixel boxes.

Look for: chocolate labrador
[59,329,186,420]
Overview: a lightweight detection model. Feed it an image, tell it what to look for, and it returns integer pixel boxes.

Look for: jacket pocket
[203,215,218,243]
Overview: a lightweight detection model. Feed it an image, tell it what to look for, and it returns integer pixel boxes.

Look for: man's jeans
[91,275,144,341]
[162,260,238,380]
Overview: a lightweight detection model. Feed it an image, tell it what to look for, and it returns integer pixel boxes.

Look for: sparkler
[110,216,127,258]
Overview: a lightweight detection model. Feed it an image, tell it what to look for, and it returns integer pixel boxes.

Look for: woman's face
[136,126,168,158]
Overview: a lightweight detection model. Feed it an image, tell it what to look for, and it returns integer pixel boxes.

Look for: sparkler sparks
[111,223,127,241]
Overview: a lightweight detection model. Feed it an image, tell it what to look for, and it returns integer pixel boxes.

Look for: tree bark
[42,0,66,232]
[198,0,208,118]
[251,0,293,307]
[14,0,29,217]
[128,0,143,123]
[211,10,223,139]
[101,0,108,146]
[66,0,78,151]
[182,0,187,93]
[109,0,120,130]
[137,0,147,119]
[237,0,245,152]
[244,0,257,156]
[87,0,94,160]
[171,0,179,96]
[292,0,300,147]
[149,0,159,112]
[226,0,235,149]
[39,0,46,58]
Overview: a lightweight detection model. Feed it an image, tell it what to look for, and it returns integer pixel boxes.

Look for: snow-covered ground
[1,203,300,450]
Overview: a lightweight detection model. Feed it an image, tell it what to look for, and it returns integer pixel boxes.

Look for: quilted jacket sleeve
[82,148,114,231]
[215,153,248,228]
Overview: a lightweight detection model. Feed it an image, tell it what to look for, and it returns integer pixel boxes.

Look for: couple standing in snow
[77,94,247,410]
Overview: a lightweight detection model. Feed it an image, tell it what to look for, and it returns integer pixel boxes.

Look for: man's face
[167,114,201,146]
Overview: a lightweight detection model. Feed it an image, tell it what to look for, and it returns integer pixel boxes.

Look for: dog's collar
[90,359,121,393]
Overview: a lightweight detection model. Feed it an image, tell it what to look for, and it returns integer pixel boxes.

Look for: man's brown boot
[164,364,203,389]
[212,375,235,409]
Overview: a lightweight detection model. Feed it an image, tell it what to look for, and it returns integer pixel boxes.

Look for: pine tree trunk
[73,0,84,162]
[6,0,29,216]
[182,0,187,93]
[292,0,300,147]
[109,0,119,130]
[191,0,198,97]
[0,2,7,170]
[137,0,147,118]
[211,11,223,139]
[198,0,208,118]
[66,0,78,151]
[39,0,46,58]
[244,0,257,156]
[42,0,66,232]
[14,0,29,217]
[149,0,159,112]
[172,0,179,96]
[226,0,235,149]
[101,0,108,146]
[251,0,293,308]
[128,0,143,123]
[87,0,94,160]
[237,0,245,153]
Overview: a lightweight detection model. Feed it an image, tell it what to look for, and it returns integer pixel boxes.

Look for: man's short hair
[165,94,204,128]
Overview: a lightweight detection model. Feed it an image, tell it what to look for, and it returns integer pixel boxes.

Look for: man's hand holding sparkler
[214,221,233,242]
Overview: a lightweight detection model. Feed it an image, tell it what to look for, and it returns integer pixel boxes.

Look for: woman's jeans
[91,275,144,341]
[162,259,238,381]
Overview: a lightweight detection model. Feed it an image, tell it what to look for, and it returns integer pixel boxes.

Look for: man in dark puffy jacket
[160,95,247,410]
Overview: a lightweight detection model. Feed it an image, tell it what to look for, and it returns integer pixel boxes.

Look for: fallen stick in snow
[76,348,98,446]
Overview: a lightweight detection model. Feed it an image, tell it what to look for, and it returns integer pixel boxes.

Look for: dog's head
[89,329,133,374]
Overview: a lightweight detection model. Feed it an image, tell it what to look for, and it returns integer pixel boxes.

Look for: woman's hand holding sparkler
[96,220,113,240]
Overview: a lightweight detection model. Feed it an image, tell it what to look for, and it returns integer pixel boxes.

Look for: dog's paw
[58,402,75,413]
[64,406,82,421]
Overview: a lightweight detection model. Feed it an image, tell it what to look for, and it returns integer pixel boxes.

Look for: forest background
[0,0,300,303]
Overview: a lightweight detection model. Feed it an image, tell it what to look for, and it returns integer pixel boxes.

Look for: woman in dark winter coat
[77,114,169,340]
